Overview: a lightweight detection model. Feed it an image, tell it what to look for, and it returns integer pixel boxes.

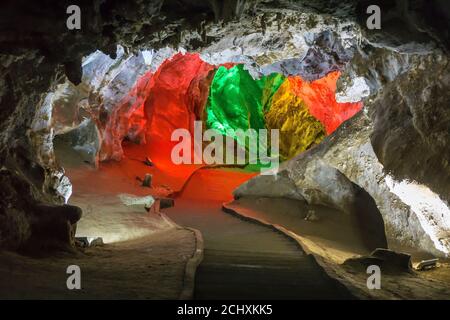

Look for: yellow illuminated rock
[265,80,325,160]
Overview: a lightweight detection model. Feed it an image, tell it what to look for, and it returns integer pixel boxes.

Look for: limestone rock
[118,194,156,211]
[344,248,412,273]
[54,118,101,167]
[0,0,449,257]
[304,209,320,222]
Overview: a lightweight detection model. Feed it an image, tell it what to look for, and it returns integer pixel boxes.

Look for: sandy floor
[0,143,199,299]
[226,197,371,263]
[164,168,353,299]
[5,138,448,299]
[61,140,196,246]
[224,196,450,299]
[0,229,194,299]
[67,163,175,244]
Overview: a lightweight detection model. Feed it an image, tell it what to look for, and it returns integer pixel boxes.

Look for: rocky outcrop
[54,118,101,167]
[0,168,81,252]
[368,48,449,203]
[200,5,361,79]
[231,1,450,258]
[0,0,217,252]
[222,5,448,250]
[265,78,326,159]
[205,64,283,148]
[79,46,154,161]
[337,37,450,255]
[236,105,449,257]
[0,0,449,256]
[344,248,413,273]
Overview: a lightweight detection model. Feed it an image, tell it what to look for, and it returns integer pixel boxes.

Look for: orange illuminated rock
[289,71,363,134]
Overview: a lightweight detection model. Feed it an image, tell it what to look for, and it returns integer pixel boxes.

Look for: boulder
[370,248,413,271]
[344,248,413,273]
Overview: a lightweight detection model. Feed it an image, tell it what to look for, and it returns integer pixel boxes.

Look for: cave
[1,0,450,301]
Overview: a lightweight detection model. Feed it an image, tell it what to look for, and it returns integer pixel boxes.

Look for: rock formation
[0,0,449,259]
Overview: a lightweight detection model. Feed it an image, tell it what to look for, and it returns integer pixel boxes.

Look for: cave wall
[0,0,235,251]
[234,2,450,256]
[0,0,449,254]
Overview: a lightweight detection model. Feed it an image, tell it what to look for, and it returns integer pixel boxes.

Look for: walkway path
[164,168,353,299]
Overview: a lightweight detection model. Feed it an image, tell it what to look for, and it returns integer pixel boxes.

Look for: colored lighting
[266,79,326,160]
[289,71,363,134]
[205,64,284,150]
[110,54,362,172]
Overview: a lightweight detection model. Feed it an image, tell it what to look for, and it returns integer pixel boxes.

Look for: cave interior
[0,0,450,300]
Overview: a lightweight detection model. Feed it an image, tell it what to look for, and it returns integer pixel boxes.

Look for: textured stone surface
[0,0,199,252]
[0,0,449,256]
[265,79,325,159]
[54,118,101,167]
[236,110,448,256]
[229,1,450,257]
[144,52,215,163]
[206,65,284,148]
[345,248,413,273]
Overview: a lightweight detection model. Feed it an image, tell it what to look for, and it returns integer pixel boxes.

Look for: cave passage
[4,0,450,302]
[52,49,366,241]
[99,52,362,193]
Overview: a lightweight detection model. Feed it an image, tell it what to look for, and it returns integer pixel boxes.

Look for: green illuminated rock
[205,65,284,149]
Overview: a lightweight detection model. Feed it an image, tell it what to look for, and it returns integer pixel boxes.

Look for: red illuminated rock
[289,71,363,134]
[144,53,215,163]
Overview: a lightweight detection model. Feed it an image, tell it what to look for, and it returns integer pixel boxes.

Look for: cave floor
[0,229,194,299]
[165,197,354,299]
[0,146,199,299]
[3,143,449,300]
[223,197,450,299]
[161,167,353,299]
